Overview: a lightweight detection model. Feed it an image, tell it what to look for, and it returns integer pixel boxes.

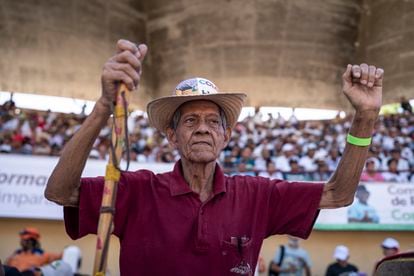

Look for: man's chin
[186,153,217,164]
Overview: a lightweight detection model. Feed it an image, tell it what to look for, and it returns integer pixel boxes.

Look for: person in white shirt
[299,144,318,172]
[269,236,312,276]
[382,158,409,183]
[275,143,297,172]
[258,162,283,180]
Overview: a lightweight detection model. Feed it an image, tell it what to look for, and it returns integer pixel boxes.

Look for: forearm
[45,99,111,206]
[305,265,311,276]
[320,109,378,208]
[270,263,282,272]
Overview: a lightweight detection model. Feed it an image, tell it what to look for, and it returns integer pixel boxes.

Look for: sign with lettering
[1,155,413,230]
[0,155,173,220]
[316,183,414,230]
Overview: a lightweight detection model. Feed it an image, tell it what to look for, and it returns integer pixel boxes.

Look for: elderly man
[45,39,384,275]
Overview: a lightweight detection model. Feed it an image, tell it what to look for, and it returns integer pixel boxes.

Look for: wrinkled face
[167,100,231,164]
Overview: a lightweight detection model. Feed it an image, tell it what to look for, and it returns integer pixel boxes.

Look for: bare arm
[304,264,311,276]
[319,64,383,208]
[44,40,148,206]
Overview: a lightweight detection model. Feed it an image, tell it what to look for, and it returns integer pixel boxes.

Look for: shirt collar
[169,160,226,197]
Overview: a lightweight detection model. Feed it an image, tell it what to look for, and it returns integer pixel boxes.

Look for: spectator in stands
[275,143,297,172]
[325,245,358,276]
[348,185,380,223]
[382,158,409,183]
[1,101,413,183]
[400,96,412,114]
[382,127,400,152]
[232,162,256,176]
[258,161,283,179]
[137,145,156,163]
[299,143,318,172]
[360,157,385,182]
[33,137,52,155]
[381,237,400,258]
[0,134,12,153]
[381,148,410,175]
[284,158,311,181]
[312,159,332,181]
[221,154,236,175]
[6,227,61,273]
[237,147,255,171]
[254,147,273,172]
[269,236,312,276]
[326,148,341,171]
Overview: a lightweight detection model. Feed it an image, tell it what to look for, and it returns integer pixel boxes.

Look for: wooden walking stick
[93,83,130,276]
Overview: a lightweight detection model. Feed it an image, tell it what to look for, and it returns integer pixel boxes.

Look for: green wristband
[347,134,372,147]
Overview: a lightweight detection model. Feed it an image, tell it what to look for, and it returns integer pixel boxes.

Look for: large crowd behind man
[1,97,413,182]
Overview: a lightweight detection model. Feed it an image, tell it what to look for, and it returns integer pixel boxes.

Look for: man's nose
[195,119,210,134]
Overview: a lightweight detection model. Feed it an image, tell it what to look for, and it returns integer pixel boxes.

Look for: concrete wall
[358,0,414,105]
[1,218,413,275]
[0,0,151,108]
[145,0,361,110]
[2,0,413,111]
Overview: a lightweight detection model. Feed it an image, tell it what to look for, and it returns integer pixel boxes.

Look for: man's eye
[184,118,195,123]
[209,119,220,126]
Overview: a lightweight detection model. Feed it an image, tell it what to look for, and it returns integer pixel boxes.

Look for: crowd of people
[1,97,413,182]
[0,227,403,276]
[266,236,401,276]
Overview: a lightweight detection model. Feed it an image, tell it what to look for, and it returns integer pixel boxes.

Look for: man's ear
[223,127,232,148]
[166,127,178,148]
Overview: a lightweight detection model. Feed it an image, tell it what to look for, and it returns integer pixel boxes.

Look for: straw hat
[147,77,246,133]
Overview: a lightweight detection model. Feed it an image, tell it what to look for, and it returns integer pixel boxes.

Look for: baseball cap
[282,143,295,152]
[19,227,40,240]
[333,245,349,261]
[381,238,400,249]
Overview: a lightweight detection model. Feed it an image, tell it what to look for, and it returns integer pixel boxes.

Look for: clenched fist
[342,63,384,113]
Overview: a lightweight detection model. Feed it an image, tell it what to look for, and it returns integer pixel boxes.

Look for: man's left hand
[342,63,384,113]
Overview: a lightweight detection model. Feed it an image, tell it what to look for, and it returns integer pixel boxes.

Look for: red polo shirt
[64,161,323,275]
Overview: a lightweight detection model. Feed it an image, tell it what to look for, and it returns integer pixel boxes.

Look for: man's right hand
[100,39,148,108]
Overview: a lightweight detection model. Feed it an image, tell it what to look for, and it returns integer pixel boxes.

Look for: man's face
[382,247,398,257]
[356,190,369,204]
[20,239,32,250]
[167,100,231,164]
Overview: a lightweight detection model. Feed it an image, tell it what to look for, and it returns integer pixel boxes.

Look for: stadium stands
[1,99,413,182]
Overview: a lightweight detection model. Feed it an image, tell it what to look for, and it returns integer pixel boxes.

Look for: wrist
[96,97,113,116]
[354,109,379,120]
[349,110,378,138]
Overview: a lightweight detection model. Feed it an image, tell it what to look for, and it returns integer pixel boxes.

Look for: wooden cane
[93,83,130,276]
